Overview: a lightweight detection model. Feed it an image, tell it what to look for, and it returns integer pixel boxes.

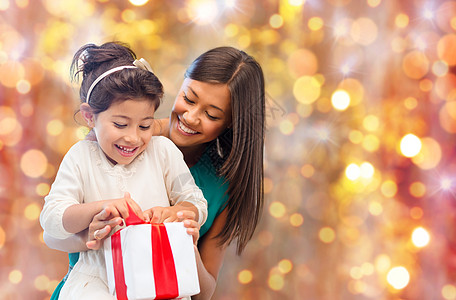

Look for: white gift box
[104,221,200,300]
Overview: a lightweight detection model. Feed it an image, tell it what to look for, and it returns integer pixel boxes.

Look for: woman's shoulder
[145,136,183,160]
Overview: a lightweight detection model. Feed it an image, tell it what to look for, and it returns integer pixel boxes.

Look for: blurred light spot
[34,275,49,291]
[412,227,430,248]
[423,8,434,20]
[367,0,381,7]
[289,0,305,6]
[0,117,18,135]
[269,201,286,218]
[375,254,391,272]
[9,270,22,284]
[0,61,25,87]
[296,103,313,118]
[346,163,360,181]
[381,180,397,198]
[121,9,136,23]
[395,13,409,28]
[24,203,41,221]
[363,115,379,131]
[319,226,336,243]
[278,259,293,274]
[419,78,433,92]
[308,17,324,31]
[409,182,426,198]
[264,177,273,194]
[438,34,456,66]
[270,14,284,29]
[333,18,351,39]
[0,226,4,249]
[362,134,379,152]
[348,280,366,295]
[238,34,251,48]
[129,0,148,6]
[331,90,350,111]
[387,266,410,290]
[362,262,374,275]
[400,134,422,157]
[16,79,31,94]
[238,269,253,284]
[350,266,363,279]
[360,162,374,178]
[47,119,64,136]
[410,206,424,219]
[349,130,363,144]
[224,24,239,37]
[412,137,442,170]
[369,201,383,216]
[290,213,304,227]
[279,119,294,135]
[404,97,418,110]
[442,284,456,300]
[293,76,321,104]
[0,0,10,10]
[268,274,284,291]
[76,126,90,140]
[402,51,429,79]
[337,79,364,106]
[20,149,48,178]
[351,17,378,45]
[433,60,449,77]
[392,36,407,53]
[224,0,236,8]
[300,164,314,178]
[440,177,452,190]
[288,49,318,77]
[187,0,218,25]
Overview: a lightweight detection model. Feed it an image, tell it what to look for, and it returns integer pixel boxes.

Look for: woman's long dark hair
[186,47,265,254]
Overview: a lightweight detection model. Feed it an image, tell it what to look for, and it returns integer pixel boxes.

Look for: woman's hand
[183,218,200,245]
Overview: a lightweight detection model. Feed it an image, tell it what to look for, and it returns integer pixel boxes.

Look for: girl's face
[169,78,232,151]
[91,99,155,165]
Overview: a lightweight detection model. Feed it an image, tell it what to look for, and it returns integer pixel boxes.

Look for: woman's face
[169,78,232,151]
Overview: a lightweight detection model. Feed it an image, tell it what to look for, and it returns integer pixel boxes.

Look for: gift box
[104,209,200,300]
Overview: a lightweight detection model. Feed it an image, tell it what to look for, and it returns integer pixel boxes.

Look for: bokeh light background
[2,0,456,299]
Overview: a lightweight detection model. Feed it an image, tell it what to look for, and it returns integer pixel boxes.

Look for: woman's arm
[192,208,229,300]
[153,118,170,137]
[43,230,89,252]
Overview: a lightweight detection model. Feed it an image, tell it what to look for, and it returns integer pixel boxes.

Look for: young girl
[40,42,207,299]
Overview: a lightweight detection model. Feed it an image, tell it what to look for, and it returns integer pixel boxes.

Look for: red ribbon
[111,205,179,299]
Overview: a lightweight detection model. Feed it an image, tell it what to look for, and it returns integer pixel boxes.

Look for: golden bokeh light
[442,284,456,300]
[400,134,422,158]
[289,213,304,227]
[20,149,48,178]
[438,34,456,66]
[411,227,430,248]
[319,226,336,243]
[387,266,410,290]
[269,201,286,219]
[331,89,351,111]
[409,182,426,198]
[9,270,23,284]
[293,75,321,104]
[238,269,253,284]
[402,51,429,79]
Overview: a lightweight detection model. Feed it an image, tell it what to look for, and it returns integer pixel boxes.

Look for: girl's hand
[86,206,123,250]
[183,219,200,245]
[144,205,196,223]
[103,192,145,221]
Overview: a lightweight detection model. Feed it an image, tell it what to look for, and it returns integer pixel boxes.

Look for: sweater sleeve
[157,137,208,226]
[40,143,85,239]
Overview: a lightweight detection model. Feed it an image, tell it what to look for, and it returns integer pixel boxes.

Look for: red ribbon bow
[111,205,179,300]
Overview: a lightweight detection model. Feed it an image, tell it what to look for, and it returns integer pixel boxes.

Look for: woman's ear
[80,103,95,127]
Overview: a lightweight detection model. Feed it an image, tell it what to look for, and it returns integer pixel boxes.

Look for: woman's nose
[183,110,199,126]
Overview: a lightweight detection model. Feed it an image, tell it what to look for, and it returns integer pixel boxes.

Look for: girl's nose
[124,128,140,144]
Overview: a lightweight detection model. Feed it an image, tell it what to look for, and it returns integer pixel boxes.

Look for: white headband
[85,58,154,104]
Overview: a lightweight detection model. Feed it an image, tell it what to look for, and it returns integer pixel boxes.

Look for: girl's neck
[179,144,206,168]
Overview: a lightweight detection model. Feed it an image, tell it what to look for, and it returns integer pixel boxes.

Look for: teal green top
[50,151,228,299]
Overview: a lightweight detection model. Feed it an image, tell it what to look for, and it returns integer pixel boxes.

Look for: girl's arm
[191,208,229,300]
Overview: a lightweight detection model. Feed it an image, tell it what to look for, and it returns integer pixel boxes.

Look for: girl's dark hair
[70,41,163,113]
[186,47,265,255]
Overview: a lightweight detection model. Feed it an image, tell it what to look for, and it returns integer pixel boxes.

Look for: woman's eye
[206,112,219,121]
[139,125,151,130]
[183,94,195,104]
[114,122,127,128]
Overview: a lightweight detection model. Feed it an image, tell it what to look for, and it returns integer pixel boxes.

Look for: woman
[45,46,265,299]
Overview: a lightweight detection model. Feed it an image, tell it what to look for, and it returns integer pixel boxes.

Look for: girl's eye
[183,94,195,104]
[205,112,219,121]
[114,122,127,128]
